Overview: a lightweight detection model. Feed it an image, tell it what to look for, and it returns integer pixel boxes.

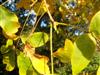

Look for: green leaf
[53,39,74,63]
[21,32,49,47]
[71,33,96,75]
[2,47,16,71]
[89,11,100,38]
[0,6,20,38]
[97,66,100,75]
[17,51,39,75]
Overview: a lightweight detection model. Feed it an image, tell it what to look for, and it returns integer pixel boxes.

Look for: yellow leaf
[24,44,50,74]
[0,6,20,39]
[64,39,74,59]
[53,39,74,63]
[97,66,100,75]
[3,31,18,40]
[31,55,50,74]
[6,39,13,48]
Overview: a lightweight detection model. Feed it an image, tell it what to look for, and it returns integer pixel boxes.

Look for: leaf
[17,51,39,75]
[2,47,16,71]
[64,39,74,60]
[0,6,20,39]
[97,66,100,75]
[0,45,10,54]
[24,44,50,74]
[53,39,74,63]
[17,0,35,9]
[21,32,49,47]
[89,11,100,38]
[3,31,18,39]
[71,33,96,75]
[6,39,13,48]
[31,55,50,74]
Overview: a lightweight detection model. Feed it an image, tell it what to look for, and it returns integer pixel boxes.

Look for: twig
[0,0,8,6]
[43,0,54,74]
[25,1,46,41]
[50,23,54,74]
[16,11,31,46]
[27,12,45,39]
[43,0,54,22]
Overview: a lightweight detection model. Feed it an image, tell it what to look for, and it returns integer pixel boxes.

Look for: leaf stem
[50,23,54,74]
[43,0,54,74]
[16,11,31,46]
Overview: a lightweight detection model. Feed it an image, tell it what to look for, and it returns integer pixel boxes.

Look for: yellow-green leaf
[53,39,74,63]
[71,33,96,75]
[21,32,49,47]
[0,6,20,39]
[97,66,100,75]
[6,39,13,48]
[24,44,50,74]
[89,11,100,38]
[17,51,39,75]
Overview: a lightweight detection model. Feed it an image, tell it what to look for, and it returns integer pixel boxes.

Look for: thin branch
[25,1,45,41]
[0,0,8,6]
[43,0,54,74]
[50,23,54,74]
[16,11,31,46]
[43,0,54,22]
[27,12,45,40]
[43,0,69,26]
[30,0,38,7]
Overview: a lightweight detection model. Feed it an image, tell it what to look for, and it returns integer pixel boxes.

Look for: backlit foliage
[0,0,100,75]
